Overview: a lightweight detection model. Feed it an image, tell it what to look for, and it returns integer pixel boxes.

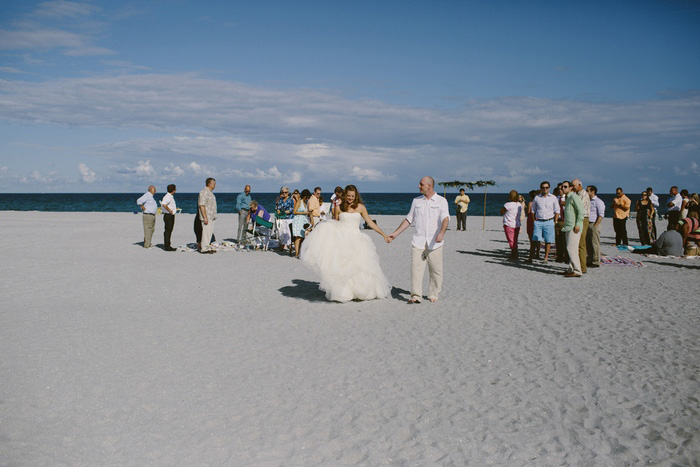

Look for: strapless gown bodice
[300,212,391,302]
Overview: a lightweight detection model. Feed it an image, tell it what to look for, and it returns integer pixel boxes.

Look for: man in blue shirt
[236,184,251,244]
[136,185,157,248]
[586,185,605,267]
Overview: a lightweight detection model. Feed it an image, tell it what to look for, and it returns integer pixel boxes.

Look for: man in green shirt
[561,180,585,277]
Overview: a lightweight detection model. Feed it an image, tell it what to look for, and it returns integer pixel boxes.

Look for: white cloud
[0,1,114,56]
[162,164,185,177]
[20,170,60,184]
[34,1,100,19]
[115,160,154,177]
[0,72,698,191]
[134,160,154,176]
[188,161,203,174]
[78,162,95,182]
[0,27,85,50]
[296,143,333,160]
[223,165,303,184]
[677,161,700,176]
[351,166,395,182]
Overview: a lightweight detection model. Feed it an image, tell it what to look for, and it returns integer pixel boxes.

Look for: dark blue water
[0,192,649,217]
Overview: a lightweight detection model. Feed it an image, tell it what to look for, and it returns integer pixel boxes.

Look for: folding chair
[250,214,275,250]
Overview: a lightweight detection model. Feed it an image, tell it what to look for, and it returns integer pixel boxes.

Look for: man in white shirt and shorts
[527,181,560,263]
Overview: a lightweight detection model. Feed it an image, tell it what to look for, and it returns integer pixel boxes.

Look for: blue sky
[1,0,698,194]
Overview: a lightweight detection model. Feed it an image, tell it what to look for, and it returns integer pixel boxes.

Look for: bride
[300,185,392,302]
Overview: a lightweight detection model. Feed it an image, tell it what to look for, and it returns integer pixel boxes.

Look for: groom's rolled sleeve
[438,197,449,223]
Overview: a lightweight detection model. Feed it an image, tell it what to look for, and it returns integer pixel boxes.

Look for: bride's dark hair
[340,184,363,211]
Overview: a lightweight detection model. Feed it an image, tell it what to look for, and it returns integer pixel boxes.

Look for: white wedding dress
[300,212,391,302]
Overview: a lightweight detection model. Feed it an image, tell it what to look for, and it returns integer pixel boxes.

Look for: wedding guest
[680,189,690,219]
[198,178,217,254]
[635,191,656,245]
[291,189,312,258]
[249,200,270,223]
[646,187,661,220]
[586,185,605,267]
[500,190,523,260]
[526,190,539,259]
[308,187,323,225]
[554,185,568,263]
[666,186,682,230]
[454,188,470,231]
[561,181,585,277]
[518,194,528,227]
[527,181,559,263]
[646,223,683,256]
[678,217,700,251]
[236,185,251,244]
[686,193,700,220]
[612,187,631,246]
[161,184,177,251]
[526,190,537,240]
[194,208,215,250]
[275,186,295,251]
[573,179,590,274]
[136,185,157,248]
[330,186,343,220]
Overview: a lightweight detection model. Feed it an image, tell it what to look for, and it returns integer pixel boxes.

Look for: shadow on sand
[279,280,412,302]
[278,279,327,301]
[457,249,564,275]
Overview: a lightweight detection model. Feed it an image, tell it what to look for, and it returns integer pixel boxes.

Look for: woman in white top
[501,190,523,260]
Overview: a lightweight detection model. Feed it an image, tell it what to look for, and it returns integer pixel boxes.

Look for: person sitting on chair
[248,200,270,223]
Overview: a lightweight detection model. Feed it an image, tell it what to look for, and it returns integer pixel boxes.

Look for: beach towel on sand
[601,256,645,267]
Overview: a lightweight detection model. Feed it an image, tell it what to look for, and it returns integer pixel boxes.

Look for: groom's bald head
[419,176,435,197]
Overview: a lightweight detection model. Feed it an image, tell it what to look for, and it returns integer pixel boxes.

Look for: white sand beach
[1,211,698,465]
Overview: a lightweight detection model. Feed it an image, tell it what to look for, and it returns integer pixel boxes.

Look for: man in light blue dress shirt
[236,185,252,244]
[136,185,157,248]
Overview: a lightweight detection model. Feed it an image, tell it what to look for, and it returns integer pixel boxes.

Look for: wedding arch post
[473,180,497,230]
[437,180,496,230]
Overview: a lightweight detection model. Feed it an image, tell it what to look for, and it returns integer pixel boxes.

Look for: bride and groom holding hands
[301,176,450,304]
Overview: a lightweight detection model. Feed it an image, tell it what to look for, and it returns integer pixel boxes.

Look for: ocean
[0,192,651,217]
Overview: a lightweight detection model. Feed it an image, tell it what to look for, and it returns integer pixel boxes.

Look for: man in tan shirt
[307,186,324,225]
[454,188,470,231]
[612,186,631,246]
[198,178,217,253]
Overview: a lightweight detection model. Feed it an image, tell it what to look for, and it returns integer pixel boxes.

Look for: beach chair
[250,214,276,250]
[320,202,332,221]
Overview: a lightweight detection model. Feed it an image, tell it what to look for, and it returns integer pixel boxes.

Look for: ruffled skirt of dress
[300,220,391,302]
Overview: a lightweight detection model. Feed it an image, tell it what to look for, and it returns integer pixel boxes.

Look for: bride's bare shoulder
[346,204,367,214]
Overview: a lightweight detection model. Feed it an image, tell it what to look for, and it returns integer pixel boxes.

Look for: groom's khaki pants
[411,244,443,300]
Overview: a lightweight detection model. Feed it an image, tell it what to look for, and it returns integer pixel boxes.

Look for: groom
[388,176,449,303]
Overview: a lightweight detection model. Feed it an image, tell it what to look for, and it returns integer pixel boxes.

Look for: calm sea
[0,192,650,217]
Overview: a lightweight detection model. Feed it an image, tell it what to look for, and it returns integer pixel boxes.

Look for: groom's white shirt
[406,192,450,250]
